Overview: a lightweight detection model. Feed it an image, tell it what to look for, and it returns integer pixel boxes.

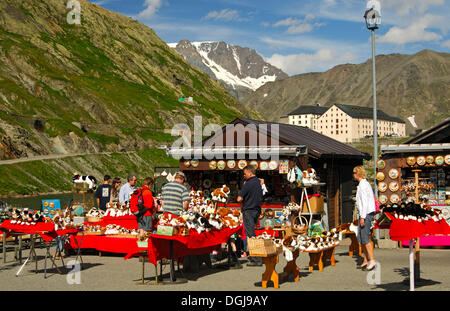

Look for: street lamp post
[364,1,381,240]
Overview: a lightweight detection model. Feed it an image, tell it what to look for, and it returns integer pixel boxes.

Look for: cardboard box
[157,225,176,236]
[302,195,324,213]
[73,217,87,225]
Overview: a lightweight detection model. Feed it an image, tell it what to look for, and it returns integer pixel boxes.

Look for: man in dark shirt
[95,175,111,211]
[237,165,263,266]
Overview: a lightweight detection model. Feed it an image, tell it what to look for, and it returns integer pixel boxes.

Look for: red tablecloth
[255,229,281,238]
[384,213,450,241]
[124,226,243,265]
[69,235,139,254]
[0,220,79,242]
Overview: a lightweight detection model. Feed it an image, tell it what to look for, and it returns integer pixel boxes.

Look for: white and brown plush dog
[72,173,97,190]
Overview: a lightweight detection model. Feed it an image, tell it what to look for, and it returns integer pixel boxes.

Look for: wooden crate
[302,195,324,213]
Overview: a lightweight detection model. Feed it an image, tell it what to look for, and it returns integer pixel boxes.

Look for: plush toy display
[211,185,230,203]
[157,187,241,235]
[302,168,319,186]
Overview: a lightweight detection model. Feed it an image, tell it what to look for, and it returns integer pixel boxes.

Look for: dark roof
[228,118,371,160]
[287,105,328,116]
[334,104,405,123]
[404,118,450,144]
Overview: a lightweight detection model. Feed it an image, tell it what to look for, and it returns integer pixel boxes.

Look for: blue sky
[89,0,450,76]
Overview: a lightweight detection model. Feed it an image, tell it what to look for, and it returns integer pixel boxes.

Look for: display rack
[298,183,326,226]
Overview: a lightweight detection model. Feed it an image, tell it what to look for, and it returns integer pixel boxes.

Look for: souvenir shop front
[377,118,450,246]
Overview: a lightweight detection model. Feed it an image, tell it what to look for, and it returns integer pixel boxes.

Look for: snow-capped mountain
[168,40,288,100]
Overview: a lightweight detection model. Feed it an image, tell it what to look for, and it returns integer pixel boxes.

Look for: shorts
[138,215,153,231]
[358,212,374,245]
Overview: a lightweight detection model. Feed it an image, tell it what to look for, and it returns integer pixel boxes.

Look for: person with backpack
[130,177,155,235]
[353,165,377,271]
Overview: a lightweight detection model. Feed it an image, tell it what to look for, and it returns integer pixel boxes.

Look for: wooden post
[412,169,421,281]
[2,231,6,263]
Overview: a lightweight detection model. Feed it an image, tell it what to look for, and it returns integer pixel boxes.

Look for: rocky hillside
[0,0,261,160]
[242,50,450,131]
[169,40,288,101]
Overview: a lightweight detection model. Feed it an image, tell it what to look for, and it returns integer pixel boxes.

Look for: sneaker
[241,252,247,258]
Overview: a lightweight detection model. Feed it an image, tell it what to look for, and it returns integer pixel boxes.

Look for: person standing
[110,177,122,203]
[130,177,155,234]
[119,173,137,205]
[161,172,190,216]
[237,165,263,266]
[353,165,377,271]
[95,175,111,211]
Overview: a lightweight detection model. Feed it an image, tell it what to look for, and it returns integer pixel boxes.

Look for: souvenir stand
[376,142,450,291]
[166,117,371,288]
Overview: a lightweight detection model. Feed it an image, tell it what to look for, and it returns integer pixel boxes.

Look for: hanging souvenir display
[227,160,236,169]
[406,156,416,166]
[269,160,278,170]
[388,168,399,179]
[238,160,247,169]
[426,155,434,165]
[217,160,226,170]
[390,193,400,204]
[376,159,386,170]
[191,159,199,168]
[209,161,217,170]
[378,182,388,192]
[260,161,269,171]
[444,154,450,165]
[378,194,388,204]
[250,161,259,169]
[435,156,444,166]
[376,171,385,181]
[389,181,400,192]
[417,156,426,166]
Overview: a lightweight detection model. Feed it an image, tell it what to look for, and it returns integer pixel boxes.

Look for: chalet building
[284,104,406,143]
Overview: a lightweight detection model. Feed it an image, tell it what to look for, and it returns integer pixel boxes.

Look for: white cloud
[378,14,444,44]
[203,9,247,22]
[273,16,324,34]
[442,40,450,48]
[380,0,445,16]
[137,0,162,19]
[266,49,358,75]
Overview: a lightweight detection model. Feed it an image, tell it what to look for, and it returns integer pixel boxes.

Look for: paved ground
[0,240,449,291]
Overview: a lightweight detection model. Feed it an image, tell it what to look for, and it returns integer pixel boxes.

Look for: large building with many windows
[284,104,406,143]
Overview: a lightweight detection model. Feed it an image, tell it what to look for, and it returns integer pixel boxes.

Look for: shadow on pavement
[372,267,442,291]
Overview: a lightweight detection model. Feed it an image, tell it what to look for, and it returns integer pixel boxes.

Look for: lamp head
[364,0,381,29]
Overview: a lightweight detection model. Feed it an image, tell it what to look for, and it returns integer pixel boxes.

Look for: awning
[167,145,307,160]
[381,143,450,154]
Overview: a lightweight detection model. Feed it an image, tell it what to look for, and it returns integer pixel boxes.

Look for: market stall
[167,117,371,231]
[377,118,450,247]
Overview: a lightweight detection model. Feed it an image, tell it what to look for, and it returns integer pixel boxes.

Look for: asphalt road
[0,240,449,292]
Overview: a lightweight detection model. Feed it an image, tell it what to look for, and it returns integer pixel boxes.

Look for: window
[331,131,333,134]
[336,119,339,123]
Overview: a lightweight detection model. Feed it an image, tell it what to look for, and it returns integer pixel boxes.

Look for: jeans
[55,236,64,252]
[243,209,262,263]
[358,212,374,245]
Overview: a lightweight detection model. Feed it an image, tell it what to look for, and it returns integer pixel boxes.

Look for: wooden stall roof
[404,117,450,144]
[228,118,371,160]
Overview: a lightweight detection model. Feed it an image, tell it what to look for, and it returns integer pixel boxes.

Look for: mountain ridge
[0,0,261,160]
[169,39,288,100]
[242,49,450,131]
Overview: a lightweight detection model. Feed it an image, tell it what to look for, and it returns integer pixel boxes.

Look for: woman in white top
[353,165,377,271]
